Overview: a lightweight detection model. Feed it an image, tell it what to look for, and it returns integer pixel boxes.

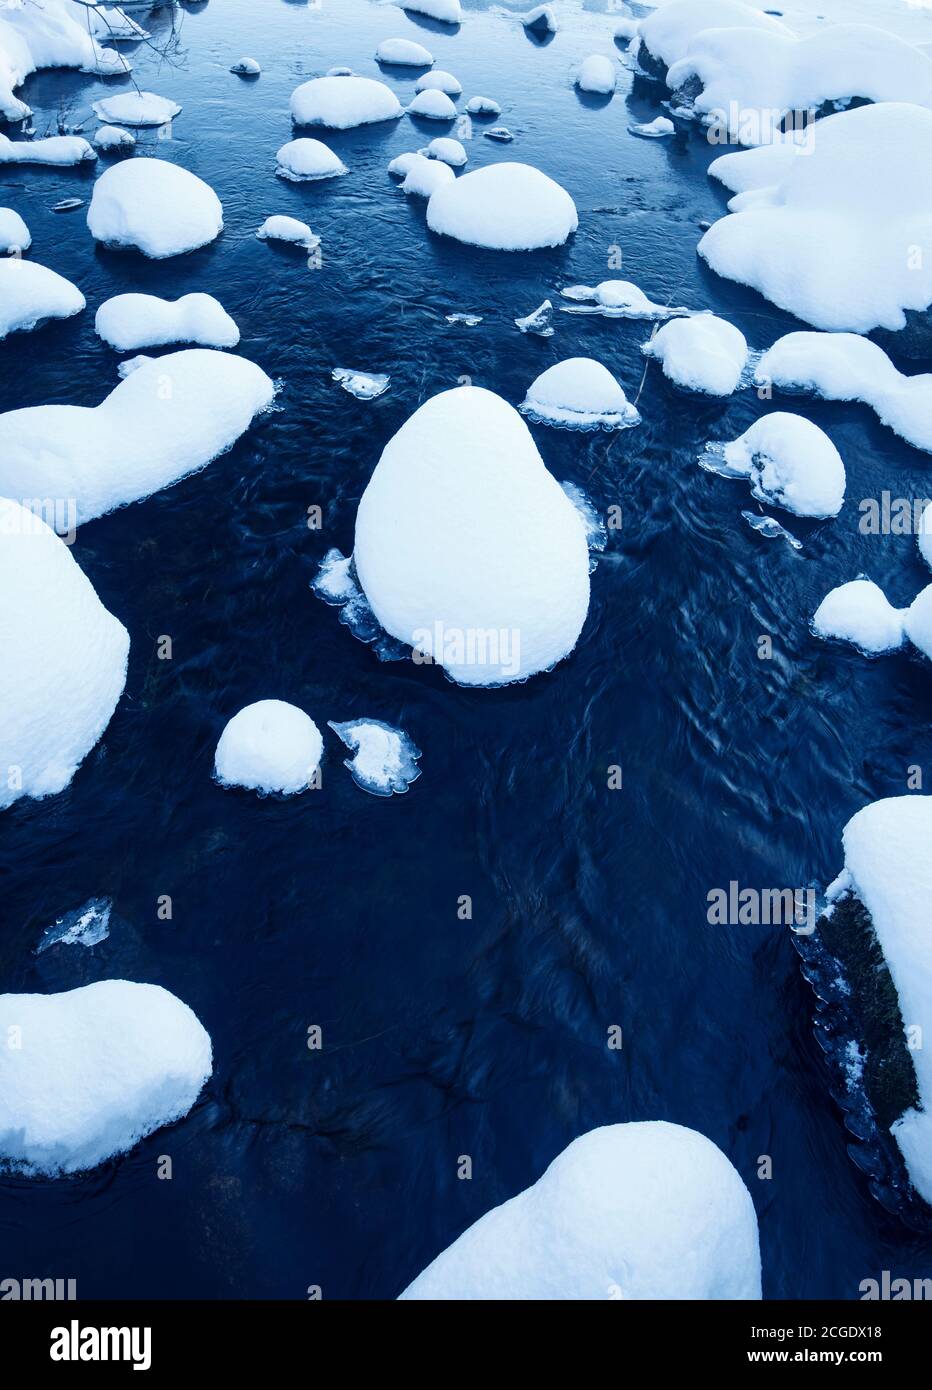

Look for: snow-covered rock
[376,38,433,67]
[402,152,455,198]
[905,584,932,662]
[484,126,514,143]
[407,89,457,121]
[353,385,590,686]
[0,132,94,165]
[824,797,932,1205]
[91,91,180,126]
[0,206,29,254]
[0,981,211,1175]
[424,136,467,166]
[702,413,845,518]
[95,293,240,352]
[812,580,906,655]
[642,315,748,397]
[93,123,135,153]
[231,57,261,76]
[0,0,129,121]
[256,214,319,251]
[700,104,932,336]
[0,259,84,340]
[291,75,402,129]
[275,137,348,182]
[522,5,557,37]
[401,0,462,23]
[427,162,577,251]
[638,0,790,78]
[328,719,422,797]
[520,357,640,431]
[560,279,688,319]
[0,350,275,528]
[576,55,616,96]
[629,116,675,138]
[755,333,932,455]
[87,158,223,258]
[400,1122,761,1299]
[214,700,323,796]
[415,69,462,96]
[388,151,422,179]
[465,95,501,116]
[0,497,128,810]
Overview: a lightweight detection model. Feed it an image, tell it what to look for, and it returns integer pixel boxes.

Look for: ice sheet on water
[561,280,689,320]
[741,510,802,550]
[310,550,408,662]
[446,312,483,325]
[628,117,675,139]
[36,898,112,954]
[515,300,553,337]
[483,126,514,142]
[332,369,390,400]
[562,481,606,571]
[328,719,422,797]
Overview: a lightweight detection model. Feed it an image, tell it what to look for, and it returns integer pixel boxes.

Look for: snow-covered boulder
[705,413,845,518]
[91,91,180,126]
[400,1123,761,1299]
[0,132,94,165]
[407,89,457,121]
[755,333,932,455]
[402,0,462,23]
[275,137,347,182]
[0,0,129,121]
[291,75,402,129]
[643,315,748,396]
[214,700,323,796]
[0,206,30,254]
[0,350,275,528]
[328,719,422,797]
[402,153,455,198]
[523,5,557,37]
[353,385,590,686]
[231,57,261,76]
[87,158,223,258]
[424,136,467,166]
[560,279,688,319]
[415,69,462,96]
[256,215,319,251]
[95,293,240,352]
[0,497,128,810]
[0,259,84,340]
[822,797,932,1206]
[637,0,790,80]
[520,358,641,431]
[93,124,135,153]
[700,104,932,337]
[0,981,211,1175]
[427,162,577,251]
[388,151,421,179]
[465,95,501,116]
[576,55,616,96]
[812,580,906,655]
[376,38,433,67]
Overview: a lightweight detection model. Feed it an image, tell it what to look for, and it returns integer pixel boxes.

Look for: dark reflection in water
[1,0,931,1299]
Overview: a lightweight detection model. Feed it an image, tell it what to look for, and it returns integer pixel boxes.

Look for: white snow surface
[87,157,223,258]
[560,279,688,319]
[699,104,932,335]
[414,69,462,96]
[0,350,275,527]
[376,38,433,66]
[576,55,616,96]
[0,258,83,338]
[523,5,557,34]
[812,580,906,655]
[0,0,129,121]
[91,91,180,127]
[256,214,319,251]
[520,358,641,431]
[407,89,457,120]
[905,584,932,663]
[827,797,932,1205]
[638,0,791,69]
[426,162,577,251]
[0,981,211,1175]
[465,96,500,116]
[424,136,467,166]
[755,333,932,455]
[718,412,846,518]
[95,293,240,352]
[353,386,590,686]
[93,123,135,152]
[643,315,748,396]
[0,497,128,810]
[230,57,261,75]
[276,137,348,182]
[291,75,402,129]
[0,205,29,253]
[402,153,455,198]
[401,0,462,22]
[214,700,323,796]
[400,1122,761,1299]
[0,132,94,164]
[328,718,422,797]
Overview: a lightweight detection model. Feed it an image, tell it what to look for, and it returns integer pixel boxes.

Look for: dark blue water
[2,0,932,1299]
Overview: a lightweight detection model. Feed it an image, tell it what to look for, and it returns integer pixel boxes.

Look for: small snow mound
[465,96,501,116]
[629,116,674,138]
[87,158,223,259]
[92,91,180,127]
[402,0,462,23]
[257,215,319,251]
[402,152,455,198]
[415,69,462,96]
[407,89,458,121]
[93,124,135,153]
[523,5,557,36]
[376,38,434,67]
[276,137,348,182]
[813,580,906,655]
[388,152,421,179]
[702,412,845,518]
[905,584,932,663]
[0,259,84,340]
[427,162,577,251]
[643,315,748,397]
[214,700,323,796]
[95,293,240,352]
[328,719,422,797]
[0,981,211,1176]
[577,55,616,96]
[0,133,94,166]
[521,358,641,431]
[561,279,688,319]
[291,75,402,129]
[231,57,261,76]
[424,137,467,166]
[0,207,30,254]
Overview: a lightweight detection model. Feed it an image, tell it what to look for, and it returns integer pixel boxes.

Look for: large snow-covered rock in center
[520,357,640,430]
[291,75,403,129]
[699,104,932,336]
[0,350,275,528]
[400,1122,761,1299]
[0,497,128,810]
[214,700,323,796]
[426,162,578,251]
[353,386,590,686]
[0,258,84,340]
[0,981,211,1175]
[87,157,223,258]
[95,293,239,351]
[576,55,616,96]
[276,137,348,182]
